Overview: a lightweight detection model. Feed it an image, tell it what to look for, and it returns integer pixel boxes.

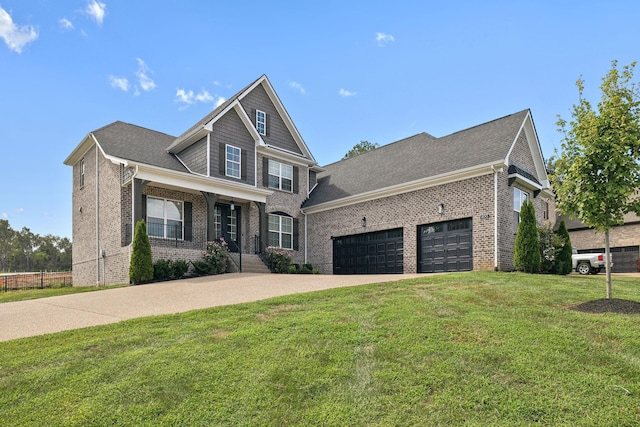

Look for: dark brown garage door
[578,246,639,273]
[418,218,472,273]
[333,228,403,274]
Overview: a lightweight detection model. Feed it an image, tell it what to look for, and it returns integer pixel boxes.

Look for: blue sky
[1,0,639,239]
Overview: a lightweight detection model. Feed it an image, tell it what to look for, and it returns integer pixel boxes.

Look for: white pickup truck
[572,248,613,275]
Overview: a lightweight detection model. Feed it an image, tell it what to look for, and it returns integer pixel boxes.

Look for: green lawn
[1,272,639,426]
[0,283,126,303]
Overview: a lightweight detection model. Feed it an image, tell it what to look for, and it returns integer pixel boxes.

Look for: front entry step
[227,253,271,274]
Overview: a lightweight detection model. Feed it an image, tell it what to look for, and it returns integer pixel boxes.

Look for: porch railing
[123,224,207,250]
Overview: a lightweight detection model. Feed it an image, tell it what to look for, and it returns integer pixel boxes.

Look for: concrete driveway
[0,273,426,342]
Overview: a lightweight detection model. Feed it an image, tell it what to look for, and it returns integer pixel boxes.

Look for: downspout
[130,165,139,263]
[95,142,100,286]
[303,211,308,264]
[492,165,503,271]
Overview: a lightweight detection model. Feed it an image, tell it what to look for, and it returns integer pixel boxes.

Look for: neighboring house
[561,213,640,273]
[302,109,554,274]
[64,75,320,286]
[65,75,554,285]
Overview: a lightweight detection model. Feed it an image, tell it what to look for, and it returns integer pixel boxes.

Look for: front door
[214,204,240,252]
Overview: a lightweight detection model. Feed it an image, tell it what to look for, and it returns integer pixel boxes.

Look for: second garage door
[333,228,404,274]
[418,218,473,273]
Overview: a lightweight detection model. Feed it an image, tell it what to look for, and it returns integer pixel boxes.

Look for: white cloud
[289,81,306,95]
[135,58,156,91]
[176,88,224,110]
[109,75,129,91]
[2,212,8,219]
[338,88,357,97]
[86,0,107,25]
[375,32,395,47]
[59,18,74,31]
[0,6,38,53]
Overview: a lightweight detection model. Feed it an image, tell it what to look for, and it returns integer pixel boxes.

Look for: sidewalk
[0,273,425,342]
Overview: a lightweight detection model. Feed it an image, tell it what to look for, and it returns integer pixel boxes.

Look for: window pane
[226,146,240,162]
[166,200,182,220]
[268,215,280,232]
[269,160,280,175]
[147,197,164,218]
[281,217,293,233]
[167,220,183,239]
[268,231,279,247]
[282,178,292,192]
[282,164,293,179]
[227,162,240,178]
[147,217,164,237]
[268,175,280,189]
[282,233,292,249]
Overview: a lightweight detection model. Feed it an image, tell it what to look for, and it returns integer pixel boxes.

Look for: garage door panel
[333,228,404,275]
[419,218,472,273]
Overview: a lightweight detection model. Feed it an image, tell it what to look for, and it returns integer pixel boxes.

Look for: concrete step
[227,253,271,274]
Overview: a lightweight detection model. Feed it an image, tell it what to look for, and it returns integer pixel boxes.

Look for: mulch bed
[570,298,640,314]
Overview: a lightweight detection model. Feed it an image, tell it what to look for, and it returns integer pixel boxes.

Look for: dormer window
[256,110,266,135]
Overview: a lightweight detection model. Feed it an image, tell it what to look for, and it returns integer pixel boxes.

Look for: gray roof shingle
[303,110,530,208]
[92,121,185,172]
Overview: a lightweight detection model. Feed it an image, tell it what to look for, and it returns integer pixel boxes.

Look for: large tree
[343,140,379,159]
[554,60,640,298]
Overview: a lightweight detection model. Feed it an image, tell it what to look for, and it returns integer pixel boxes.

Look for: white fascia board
[302,161,504,214]
[257,144,316,167]
[64,133,97,165]
[505,111,550,186]
[106,155,271,202]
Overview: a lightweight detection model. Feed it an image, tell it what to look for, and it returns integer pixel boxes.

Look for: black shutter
[293,217,299,251]
[263,157,269,187]
[241,149,247,180]
[141,195,147,222]
[184,202,192,241]
[219,143,225,175]
[293,166,299,194]
[266,113,270,137]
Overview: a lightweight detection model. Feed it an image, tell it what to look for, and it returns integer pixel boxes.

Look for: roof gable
[167,75,316,163]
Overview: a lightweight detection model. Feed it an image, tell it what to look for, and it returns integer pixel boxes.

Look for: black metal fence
[124,224,208,250]
[1,272,73,292]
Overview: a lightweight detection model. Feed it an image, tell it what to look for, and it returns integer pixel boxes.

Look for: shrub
[172,259,189,278]
[264,247,292,273]
[554,220,573,275]
[194,238,229,275]
[129,220,153,284]
[288,265,298,274]
[514,200,541,273]
[153,259,174,280]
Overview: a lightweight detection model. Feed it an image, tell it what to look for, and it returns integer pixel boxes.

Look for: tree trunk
[605,229,612,299]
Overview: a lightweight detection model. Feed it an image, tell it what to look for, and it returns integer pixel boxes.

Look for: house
[561,213,640,273]
[64,75,320,285]
[64,75,554,285]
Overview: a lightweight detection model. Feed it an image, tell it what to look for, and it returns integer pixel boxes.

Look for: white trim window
[225,144,241,179]
[79,158,85,188]
[513,187,528,225]
[147,196,183,239]
[256,110,266,135]
[268,214,293,249]
[268,159,293,192]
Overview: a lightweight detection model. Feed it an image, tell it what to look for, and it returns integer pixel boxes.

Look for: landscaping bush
[514,200,541,273]
[264,247,292,273]
[129,220,153,284]
[554,220,573,275]
[172,259,189,278]
[191,238,229,276]
[153,259,174,280]
[288,265,298,274]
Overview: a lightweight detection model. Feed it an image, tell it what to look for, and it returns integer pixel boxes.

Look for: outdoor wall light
[230,201,235,211]
[361,216,367,227]
[438,203,445,214]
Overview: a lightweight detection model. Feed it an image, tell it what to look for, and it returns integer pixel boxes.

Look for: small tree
[129,220,153,284]
[343,140,380,159]
[514,200,541,273]
[554,220,573,275]
[554,60,640,298]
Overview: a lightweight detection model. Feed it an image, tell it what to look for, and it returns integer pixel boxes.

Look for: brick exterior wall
[569,223,640,251]
[71,145,131,286]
